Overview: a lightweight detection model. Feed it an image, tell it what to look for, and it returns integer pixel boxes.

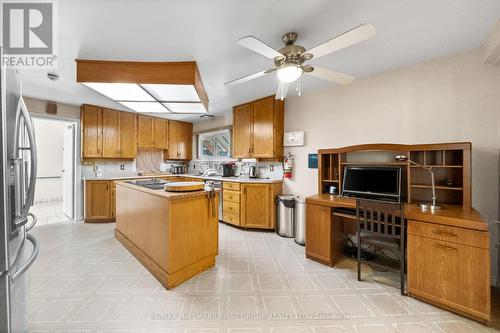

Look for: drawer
[223,210,240,226]
[223,182,240,191]
[408,220,489,249]
[223,190,240,203]
[407,234,490,317]
[223,201,240,214]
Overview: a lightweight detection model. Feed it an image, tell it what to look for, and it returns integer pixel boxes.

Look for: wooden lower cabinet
[84,180,113,222]
[408,220,491,323]
[241,183,271,229]
[222,182,281,230]
[305,204,333,265]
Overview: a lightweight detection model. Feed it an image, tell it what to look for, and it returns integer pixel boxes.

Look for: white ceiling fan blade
[237,36,283,60]
[306,24,376,59]
[308,66,355,85]
[224,69,273,87]
[275,82,290,100]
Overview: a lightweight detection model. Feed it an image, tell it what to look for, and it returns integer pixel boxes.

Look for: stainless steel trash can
[294,196,306,245]
[276,195,296,238]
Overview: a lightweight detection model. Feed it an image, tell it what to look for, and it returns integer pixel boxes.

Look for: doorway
[30,117,78,225]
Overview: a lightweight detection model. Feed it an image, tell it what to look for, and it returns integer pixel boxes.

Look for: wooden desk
[305,194,491,324]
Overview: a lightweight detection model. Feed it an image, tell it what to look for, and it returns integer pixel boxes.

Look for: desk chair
[356,199,405,295]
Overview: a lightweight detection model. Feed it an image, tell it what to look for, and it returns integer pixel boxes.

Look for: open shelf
[341,162,407,166]
[318,143,470,208]
[332,212,357,220]
[410,165,462,168]
[410,184,463,191]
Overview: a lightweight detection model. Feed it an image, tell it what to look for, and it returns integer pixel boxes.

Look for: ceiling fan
[225,24,376,99]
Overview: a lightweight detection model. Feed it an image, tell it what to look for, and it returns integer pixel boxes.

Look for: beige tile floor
[28,221,497,333]
[30,200,72,226]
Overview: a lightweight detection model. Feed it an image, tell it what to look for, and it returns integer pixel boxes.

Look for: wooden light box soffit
[76,60,209,114]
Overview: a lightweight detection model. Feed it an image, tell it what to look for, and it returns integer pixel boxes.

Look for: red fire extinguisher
[283,153,294,179]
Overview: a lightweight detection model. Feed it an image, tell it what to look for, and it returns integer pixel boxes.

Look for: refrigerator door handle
[26,213,37,231]
[12,97,37,225]
[10,233,39,282]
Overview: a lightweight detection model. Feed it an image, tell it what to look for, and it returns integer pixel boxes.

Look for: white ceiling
[19,0,500,122]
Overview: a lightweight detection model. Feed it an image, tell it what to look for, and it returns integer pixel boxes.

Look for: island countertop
[116,181,216,201]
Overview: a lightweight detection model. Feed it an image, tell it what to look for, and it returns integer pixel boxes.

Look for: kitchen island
[114,181,219,289]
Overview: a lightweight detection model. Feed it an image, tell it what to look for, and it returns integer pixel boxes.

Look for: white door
[62,123,75,219]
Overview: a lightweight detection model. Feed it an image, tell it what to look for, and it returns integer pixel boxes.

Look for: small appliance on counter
[170,165,185,174]
[222,162,236,177]
[249,165,257,178]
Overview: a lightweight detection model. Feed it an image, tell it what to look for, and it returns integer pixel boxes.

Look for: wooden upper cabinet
[233,103,253,158]
[166,121,192,160]
[119,112,137,158]
[167,120,179,159]
[178,122,193,160]
[232,95,284,159]
[252,97,275,158]
[137,115,155,148]
[81,104,191,161]
[241,183,271,229]
[101,108,121,158]
[81,105,102,158]
[154,118,169,149]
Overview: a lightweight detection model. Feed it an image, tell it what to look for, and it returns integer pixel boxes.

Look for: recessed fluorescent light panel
[82,82,207,114]
[83,83,154,101]
[142,84,201,102]
[163,102,207,114]
[119,102,170,113]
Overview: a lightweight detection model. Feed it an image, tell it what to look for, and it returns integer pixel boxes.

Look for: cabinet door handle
[432,230,458,237]
[432,243,457,251]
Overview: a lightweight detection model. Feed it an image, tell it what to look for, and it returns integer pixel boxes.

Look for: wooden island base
[115,229,215,289]
[115,181,219,290]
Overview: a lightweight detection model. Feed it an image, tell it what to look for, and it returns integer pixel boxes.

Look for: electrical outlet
[270,165,274,172]
[120,165,125,170]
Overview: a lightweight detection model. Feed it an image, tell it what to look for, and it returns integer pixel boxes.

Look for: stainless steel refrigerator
[0,48,39,333]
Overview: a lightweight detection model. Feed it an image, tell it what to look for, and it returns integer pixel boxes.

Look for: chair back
[356,199,404,239]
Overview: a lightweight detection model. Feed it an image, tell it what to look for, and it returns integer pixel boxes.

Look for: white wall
[196,47,500,284]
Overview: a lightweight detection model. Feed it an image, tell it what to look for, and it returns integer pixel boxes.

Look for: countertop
[180,174,283,183]
[306,193,489,232]
[83,173,283,183]
[82,173,173,181]
[116,181,217,201]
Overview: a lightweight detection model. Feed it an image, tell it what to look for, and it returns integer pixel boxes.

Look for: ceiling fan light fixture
[277,65,303,83]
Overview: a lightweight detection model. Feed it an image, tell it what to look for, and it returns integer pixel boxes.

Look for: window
[198,128,231,159]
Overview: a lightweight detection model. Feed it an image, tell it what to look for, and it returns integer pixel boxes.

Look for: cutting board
[164,181,205,192]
